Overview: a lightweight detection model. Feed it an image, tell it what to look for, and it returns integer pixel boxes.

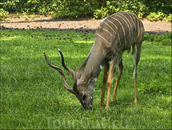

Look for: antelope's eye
[82,94,86,100]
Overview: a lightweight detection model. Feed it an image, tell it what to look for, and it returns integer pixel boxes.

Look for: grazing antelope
[43,12,144,110]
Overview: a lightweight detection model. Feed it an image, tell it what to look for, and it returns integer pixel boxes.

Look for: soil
[0,16,171,35]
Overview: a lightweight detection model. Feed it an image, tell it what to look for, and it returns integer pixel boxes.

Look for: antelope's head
[43,49,94,110]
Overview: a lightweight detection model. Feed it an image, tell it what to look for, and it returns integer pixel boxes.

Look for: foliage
[94,0,149,19]
[139,80,169,95]
[0,0,101,19]
[50,0,101,19]
[0,8,9,20]
[0,29,171,129]
[144,33,154,41]
[0,0,171,21]
[23,11,28,20]
[93,0,171,21]
[93,6,109,19]
[146,11,172,21]
[167,14,172,22]
[144,33,172,46]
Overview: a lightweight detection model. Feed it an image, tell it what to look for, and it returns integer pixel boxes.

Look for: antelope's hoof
[105,106,109,110]
[134,99,138,104]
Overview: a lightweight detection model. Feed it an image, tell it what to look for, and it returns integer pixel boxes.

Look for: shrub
[144,33,172,46]
[0,0,171,21]
[0,8,9,20]
[92,0,171,21]
[139,80,170,95]
[144,33,154,41]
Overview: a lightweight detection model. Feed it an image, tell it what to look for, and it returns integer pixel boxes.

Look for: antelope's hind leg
[132,43,142,104]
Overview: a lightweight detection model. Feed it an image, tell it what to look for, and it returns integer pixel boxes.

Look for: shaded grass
[0,30,171,129]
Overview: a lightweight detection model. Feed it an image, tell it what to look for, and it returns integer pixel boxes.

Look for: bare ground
[0,16,171,35]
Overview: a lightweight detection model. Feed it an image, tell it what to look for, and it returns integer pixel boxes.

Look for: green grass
[1,29,171,129]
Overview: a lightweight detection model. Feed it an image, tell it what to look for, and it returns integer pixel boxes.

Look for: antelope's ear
[84,70,93,83]
[76,67,83,79]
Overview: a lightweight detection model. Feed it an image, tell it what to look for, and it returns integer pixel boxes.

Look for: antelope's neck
[82,44,106,82]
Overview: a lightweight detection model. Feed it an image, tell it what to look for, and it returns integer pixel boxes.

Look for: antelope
[43,12,144,110]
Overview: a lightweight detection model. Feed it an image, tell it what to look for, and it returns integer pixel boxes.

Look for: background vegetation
[0,0,171,21]
[1,29,171,129]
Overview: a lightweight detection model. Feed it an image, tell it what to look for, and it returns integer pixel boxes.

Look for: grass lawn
[1,29,171,129]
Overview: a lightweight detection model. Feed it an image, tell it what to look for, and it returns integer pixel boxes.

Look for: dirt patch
[0,17,171,35]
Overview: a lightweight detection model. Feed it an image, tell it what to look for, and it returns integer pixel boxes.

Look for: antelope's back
[96,12,144,50]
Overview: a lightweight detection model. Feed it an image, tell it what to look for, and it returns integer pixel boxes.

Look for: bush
[92,0,171,21]
[0,0,171,21]
[146,11,171,21]
[0,8,9,20]
[93,1,149,19]
[139,80,170,95]
[51,0,101,19]
[0,0,101,19]
[144,33,172,46]
[144,33,155,41]
[167,14,172,22]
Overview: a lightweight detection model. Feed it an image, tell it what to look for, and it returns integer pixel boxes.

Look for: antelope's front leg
[100,62,109,106]
[112,59,123,101]
[105,58,117,109]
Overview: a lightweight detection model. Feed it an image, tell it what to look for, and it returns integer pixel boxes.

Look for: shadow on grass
[0,24,97,33]
[0,24,169,35]
[1,17,94,23]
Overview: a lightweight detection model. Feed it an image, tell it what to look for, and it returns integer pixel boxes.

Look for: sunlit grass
[0,29,171,129]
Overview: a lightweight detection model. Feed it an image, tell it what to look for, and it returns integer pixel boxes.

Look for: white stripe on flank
[116,13,131,42]
[110,15,127,45]
[126,13,136,27]
[137,17,140,39]
[101,17,107,22]
[96,33,111,45]
[99,25,114,37]
[105,18,122,45]
[118,13,133,42]
[103,20,116,35]
[125,13,136,41]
